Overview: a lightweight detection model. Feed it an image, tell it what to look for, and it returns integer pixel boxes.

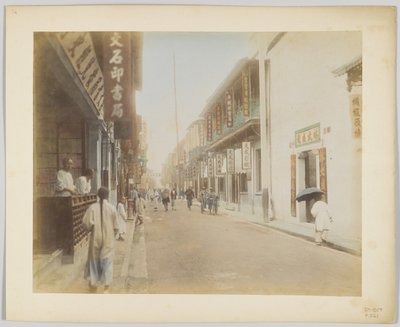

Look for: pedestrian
[55,157,77,196]
[207,188,217,215]
[130,187,138,217]
[311,193,333,246]
[170,187,177,210]
[185,186,194,211]
[82,187,118,293]
[115,196,127,241]
[75,168,94,195]
[199,187,207,214]
[136,193,146,225]
[162,188,170,211]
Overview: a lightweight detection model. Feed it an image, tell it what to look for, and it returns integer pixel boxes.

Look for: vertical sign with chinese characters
[350,94,362,138]
[216,154,224,175]
[227,149,235,174]
[242,69,250,116]
[290,154,296,217]
[225,91,233,127]
[103,32,132,121]
[199,122,205,146]
[207,157,214,177]
[56,32,105,115]
[216,104,222,135]
[242,142,251,170]
[319,147,328,202]
[207,113,212,142]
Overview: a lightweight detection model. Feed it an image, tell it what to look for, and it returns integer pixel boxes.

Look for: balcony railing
[207,99,260,146]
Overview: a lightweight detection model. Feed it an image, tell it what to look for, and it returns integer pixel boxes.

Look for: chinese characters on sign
[216,104,222,135]
[57,32,105,115]
[225,91,233,127]
[242,142,251,170]
[350,94,362,138]
[207,156,214,177]
[199,122,205,146]
[295,123,321,147]
[207,113,212,141]
[103,32,132,121]
[242,69,250,116]
[216,154,224,175]
[227,149,235,174]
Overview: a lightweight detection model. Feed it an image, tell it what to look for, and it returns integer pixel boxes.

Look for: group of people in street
[57,156,332,293]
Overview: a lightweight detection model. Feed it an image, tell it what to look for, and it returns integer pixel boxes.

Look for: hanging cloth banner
[103,32,132,121]
[227,149,235,174]
[207,156,214,177]
[207,113,213,142]
[225,91,233,127]
[216,104,222,135]
[242,68,250,116]
[242,142,251,170]
[216,153,224,175]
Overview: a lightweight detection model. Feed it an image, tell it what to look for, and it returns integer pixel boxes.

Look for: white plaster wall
[267,32,362,250]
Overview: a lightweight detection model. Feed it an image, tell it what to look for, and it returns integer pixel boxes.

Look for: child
[311,193,333,245]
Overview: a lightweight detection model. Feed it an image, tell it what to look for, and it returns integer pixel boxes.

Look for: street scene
[33,31,362,295]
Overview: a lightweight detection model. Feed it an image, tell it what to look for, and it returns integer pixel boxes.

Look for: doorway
[298,150,319,223]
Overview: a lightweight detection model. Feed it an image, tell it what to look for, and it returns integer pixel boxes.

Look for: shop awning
[206,119,260,152]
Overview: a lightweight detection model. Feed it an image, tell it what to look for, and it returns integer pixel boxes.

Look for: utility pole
[173,52,180,193]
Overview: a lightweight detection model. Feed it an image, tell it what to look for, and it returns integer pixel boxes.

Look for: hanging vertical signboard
[242,142,251,170]
[216,104,222,135]
[319,147,328,202]
[216,154,224,175]
[349,94,362,138]
[199,122,205,146]
[242,68,250,116]
[207,113,212,141]
[290,154,296,217]
[227,149,235,174]
[56,32,105,116]
[103,32,132,121]
[207,156,214,177]
[225,91,233,127]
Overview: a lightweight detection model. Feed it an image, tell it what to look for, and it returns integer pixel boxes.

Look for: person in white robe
[115,197,127,241]
[311,193,333,245]
[82,187,118,293]
[55,157,76,196]
[75,168,94,194]
[136,193,146,225]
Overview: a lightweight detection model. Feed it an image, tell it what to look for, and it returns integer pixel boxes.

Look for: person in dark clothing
[185,187,195,211]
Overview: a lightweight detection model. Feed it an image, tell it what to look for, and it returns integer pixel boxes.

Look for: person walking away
[136,193,146,225]
[130,187,138,217]
[199,187,207,214]
[170,188,177,210]
[162,188,170,211]
[212,193,219,215]
[82,187,118,293]
[311,193,333,245]
[115,196,127,241]
[185,186,194,211]
[207,188,217,215]
[75,168,94,195]
[55,157,77,196]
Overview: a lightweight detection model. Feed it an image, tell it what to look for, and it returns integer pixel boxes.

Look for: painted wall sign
[295,123,321,147]
[350,94,362,138]
[57,32,104,115]
[103,32,132,121]
[225,91,233,127]
[242,69,250,116]
[242,142,251,170]
[290,154,296,217]
[227,149,235,174]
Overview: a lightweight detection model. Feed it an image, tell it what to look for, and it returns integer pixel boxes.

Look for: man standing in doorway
[55,157,77,196]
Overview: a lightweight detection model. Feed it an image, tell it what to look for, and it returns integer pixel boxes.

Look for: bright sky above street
[136,32,253,172]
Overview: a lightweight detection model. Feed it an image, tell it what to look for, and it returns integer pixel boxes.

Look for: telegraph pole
[173,52,180,193]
